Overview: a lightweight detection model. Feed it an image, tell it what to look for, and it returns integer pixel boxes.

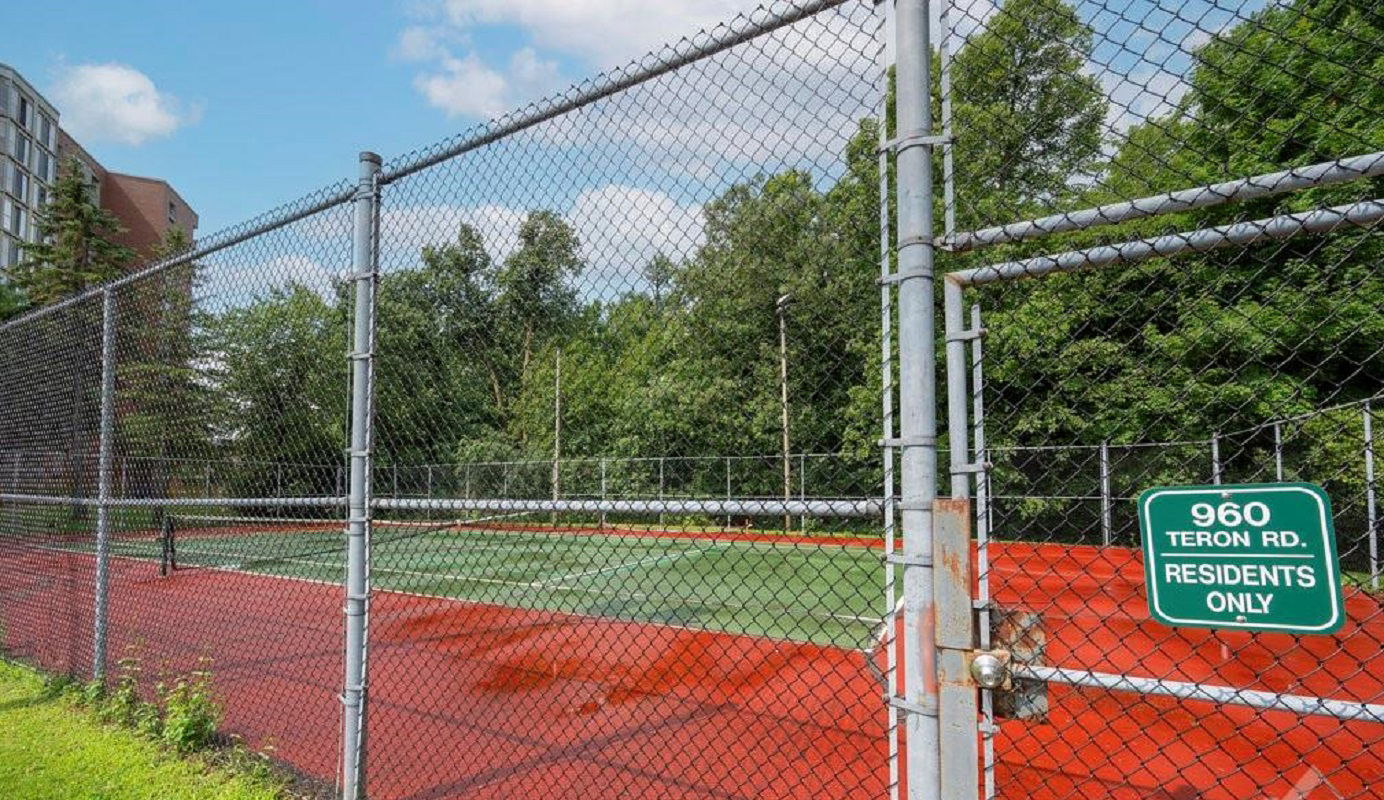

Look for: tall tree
[948,0,1107,228]
[117,227,206,511]
[498,210,583,387]
[7,158,133,303]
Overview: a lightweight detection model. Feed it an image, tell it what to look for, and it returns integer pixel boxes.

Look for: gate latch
[969,649,1011,690]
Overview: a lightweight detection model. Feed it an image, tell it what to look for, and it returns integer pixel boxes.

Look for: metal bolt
[970,652,1007,690]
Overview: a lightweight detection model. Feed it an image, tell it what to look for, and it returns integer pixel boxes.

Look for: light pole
[777,293,793,534]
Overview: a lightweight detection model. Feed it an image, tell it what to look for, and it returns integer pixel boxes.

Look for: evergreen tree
[7,157,133,303]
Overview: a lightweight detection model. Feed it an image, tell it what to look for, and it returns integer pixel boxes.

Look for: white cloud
[405,40,562,119]
[50,63,198,146]
[398,0,767,120]
[436,0,753,69]
[378,202,528,266]
[413,53,514,119]
[567,184,704,288]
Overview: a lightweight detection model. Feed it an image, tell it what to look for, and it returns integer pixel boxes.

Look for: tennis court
[103,514,886,649]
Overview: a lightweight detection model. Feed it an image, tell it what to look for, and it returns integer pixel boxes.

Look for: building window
[39,115,54,149]
[168,200,177,225]
[35,150,50,184]
[33,184,46,211]
[4,236,18,267]
[18,97,32,130]
[11,168,27,200]
[14,134,29,167]
[10,205,25,240]
[1,198,9,233]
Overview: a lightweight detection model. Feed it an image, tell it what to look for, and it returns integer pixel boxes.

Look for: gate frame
[939,152,1384,795]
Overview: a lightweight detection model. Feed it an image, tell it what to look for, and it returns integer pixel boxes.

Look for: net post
[6,452,18,535]
[160,513,174,576]
[93,286,117,683]
[894,0,942,796]
[341,150,381,800]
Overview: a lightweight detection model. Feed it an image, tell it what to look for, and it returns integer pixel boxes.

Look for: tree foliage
[6,158,133,307]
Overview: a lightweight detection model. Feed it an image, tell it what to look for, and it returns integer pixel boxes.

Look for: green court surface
[106,518,885,648]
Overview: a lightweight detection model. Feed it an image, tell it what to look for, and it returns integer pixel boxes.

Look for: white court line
[23,539,883,628]
[534,543,720,587]
[171,543,881,626]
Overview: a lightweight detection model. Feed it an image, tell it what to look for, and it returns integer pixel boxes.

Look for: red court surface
[0,538,1380,799]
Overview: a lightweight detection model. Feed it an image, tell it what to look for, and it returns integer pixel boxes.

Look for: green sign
[1138,483,1344,634]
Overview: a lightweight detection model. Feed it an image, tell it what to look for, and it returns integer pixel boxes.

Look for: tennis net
[162,512,537,573]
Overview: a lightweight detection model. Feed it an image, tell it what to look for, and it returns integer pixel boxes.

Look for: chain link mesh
[0,0,1380,798]
[942,0,1383,797]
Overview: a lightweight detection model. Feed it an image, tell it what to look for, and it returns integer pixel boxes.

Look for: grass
[0,659,287,800]
[112,519,886,648]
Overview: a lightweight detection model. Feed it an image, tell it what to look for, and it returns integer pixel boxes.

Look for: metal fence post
[970,303,996,800]
[725,456,732,527]
[941,278,980,800]
[93,287,117,682]
[1274,422,1284,481]
[1100,441,1112,546]
[658,456,665,527]
[341,151,381,800]
[1211,431,1222,485]
[1366,401,1378,590]
[600,457,608,528]
[894,1,942,797]
[799,452,806,531]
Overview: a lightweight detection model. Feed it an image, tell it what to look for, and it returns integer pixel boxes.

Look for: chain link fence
[938,0,1384,799]
[0,0,1381,799]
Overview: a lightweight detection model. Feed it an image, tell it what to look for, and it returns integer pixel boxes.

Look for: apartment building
[0,64,59,269]
[1,62,197,270]
[59,129,200,258]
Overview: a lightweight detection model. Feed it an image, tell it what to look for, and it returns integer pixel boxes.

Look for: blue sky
[3,0,764,236]
[4,0,1266,248]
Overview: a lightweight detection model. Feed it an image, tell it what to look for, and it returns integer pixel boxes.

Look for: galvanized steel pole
[777,293,793,533]
[1274,422,1284,481]
[1100,441,1112,546]
[341,151,380,800]
[894,1,941,797]
[1211,432,1222,485]
[93,288,117,682]
[1366,401,1378,590]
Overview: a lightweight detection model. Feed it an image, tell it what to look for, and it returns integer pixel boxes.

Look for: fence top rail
[0,0,860,336]
[0,181,356,335]
[949,198,1384,288]
[981,395,1384,453]
[377,0,856,184]
[947,152,1384,252]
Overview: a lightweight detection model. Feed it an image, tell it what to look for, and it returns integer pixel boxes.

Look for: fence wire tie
[886,695,938,717]
[946,327,987,343]
[951,462,992,475]
[884,552,933,568]
[877,130,954,155]
[879,435,937,448]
